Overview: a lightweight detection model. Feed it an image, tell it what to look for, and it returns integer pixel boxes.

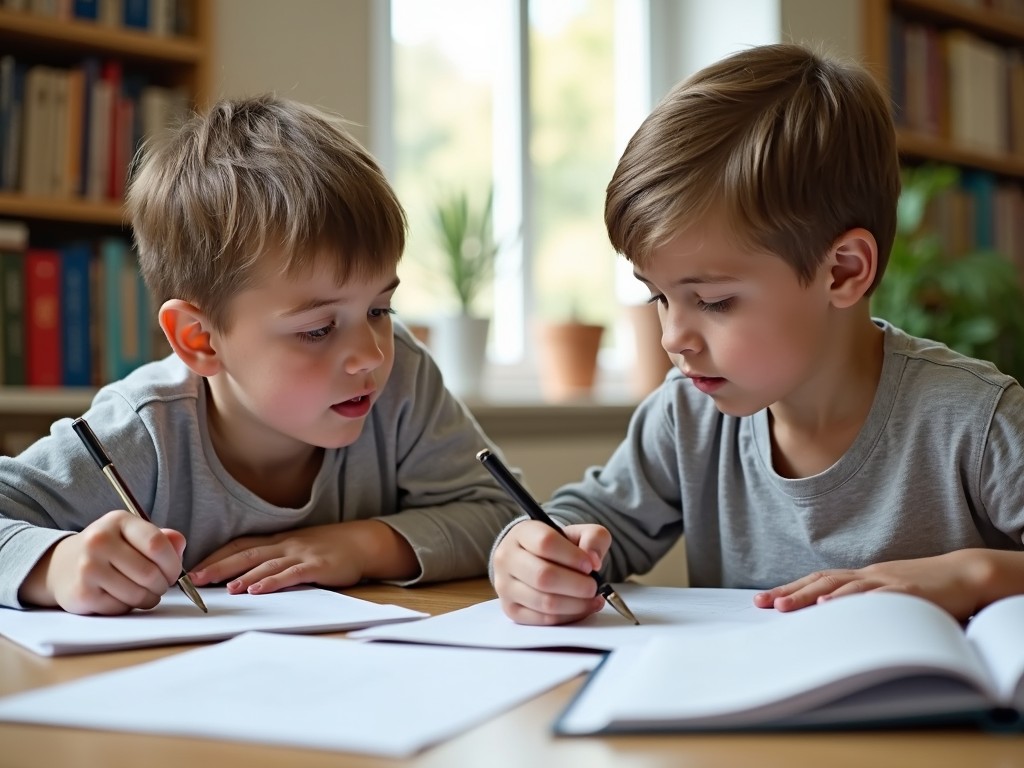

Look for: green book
[0,221,28,386]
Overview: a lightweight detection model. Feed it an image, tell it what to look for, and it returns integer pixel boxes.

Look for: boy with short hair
[491,43,1024,625]
[1,94,521,615]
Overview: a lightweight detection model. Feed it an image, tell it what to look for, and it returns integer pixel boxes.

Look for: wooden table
[1,579,1021,768]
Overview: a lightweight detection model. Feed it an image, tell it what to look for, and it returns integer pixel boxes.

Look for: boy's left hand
[754,548,1015,621]
[187,520,419,594]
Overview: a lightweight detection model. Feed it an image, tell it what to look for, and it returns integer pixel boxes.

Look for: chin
[711,399,766,418]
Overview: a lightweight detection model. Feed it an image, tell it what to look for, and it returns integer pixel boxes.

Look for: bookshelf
[861,0,1024,177]
[0,1,211,454]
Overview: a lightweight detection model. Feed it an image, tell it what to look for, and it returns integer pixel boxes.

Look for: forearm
[966,548,1024,611]
[350,519,420,582]
[16,545,59,608]
[380,500,521,583]
[0,522,73,609]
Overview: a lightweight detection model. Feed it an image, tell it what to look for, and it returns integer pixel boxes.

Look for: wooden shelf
[0,9,203,64]
[0,387,94,415]
[894,0,1024,43]
[897,132,1024,180]
[0,192,126,226]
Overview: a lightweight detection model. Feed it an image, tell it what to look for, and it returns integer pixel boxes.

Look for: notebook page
[967,595,1024,706]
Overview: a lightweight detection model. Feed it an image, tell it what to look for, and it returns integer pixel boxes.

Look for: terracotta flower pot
[624,302,672,398]
[536,321,604,402]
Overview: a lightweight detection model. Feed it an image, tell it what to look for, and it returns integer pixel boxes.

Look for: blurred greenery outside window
[388,0,641,375]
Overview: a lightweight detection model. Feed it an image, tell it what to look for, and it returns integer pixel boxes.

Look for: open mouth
[331,393,373,418]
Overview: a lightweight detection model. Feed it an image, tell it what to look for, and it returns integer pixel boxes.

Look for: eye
[369,307,397,320]
[696,297,735,313]
[297,322,335,343]
[645,294,668,308]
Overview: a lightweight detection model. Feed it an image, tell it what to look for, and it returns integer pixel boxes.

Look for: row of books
[889,18,1024,157]
[0,54,189,200]
[921,170,1024,273]
[0,0,190,37]
[0,220,163,388]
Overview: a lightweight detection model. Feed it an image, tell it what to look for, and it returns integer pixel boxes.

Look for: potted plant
[535,303,605,402]
[427,187,500,399]
[871,164,1024,383]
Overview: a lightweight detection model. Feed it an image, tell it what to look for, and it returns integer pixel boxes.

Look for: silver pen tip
[605,589,640,625]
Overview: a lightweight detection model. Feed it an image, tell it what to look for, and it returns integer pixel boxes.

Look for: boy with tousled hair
[0,94,521,615]
[491,43,1024,625]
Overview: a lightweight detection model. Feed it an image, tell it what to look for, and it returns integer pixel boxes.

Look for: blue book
[961,171,996,251]
[122,0,149,29]
[73,0,98,20]
[59,241,93,387]
[100,238,152,380]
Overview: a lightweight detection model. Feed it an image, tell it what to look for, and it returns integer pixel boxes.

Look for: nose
[659,304,702,356]
[343,321,386,373]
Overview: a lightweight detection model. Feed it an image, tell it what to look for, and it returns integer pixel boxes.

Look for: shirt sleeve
[0,389,159,608]
[537,387,686,582]
[979,380,1024,547]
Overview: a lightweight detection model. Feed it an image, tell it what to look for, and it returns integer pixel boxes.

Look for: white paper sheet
[350,585,786,651]
[0,631,599,757]
[0,587,427,656]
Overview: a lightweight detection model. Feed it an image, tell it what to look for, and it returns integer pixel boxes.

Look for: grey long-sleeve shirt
[0,324,521,608]
[521,322,1024,588]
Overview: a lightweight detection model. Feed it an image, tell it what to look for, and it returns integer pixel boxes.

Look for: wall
[212,0,373,146]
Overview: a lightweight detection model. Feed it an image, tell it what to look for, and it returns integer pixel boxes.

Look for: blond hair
[127,94,407,330]
[605,43,900,293]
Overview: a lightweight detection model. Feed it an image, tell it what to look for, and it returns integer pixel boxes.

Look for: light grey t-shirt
[0,324,522,608]
[536,322,1024,588]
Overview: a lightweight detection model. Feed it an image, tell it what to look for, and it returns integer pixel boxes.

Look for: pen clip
[71,418,112,470]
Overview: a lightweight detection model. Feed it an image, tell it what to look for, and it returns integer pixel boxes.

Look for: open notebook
[555,592,1024,734]
[0,586,427,656]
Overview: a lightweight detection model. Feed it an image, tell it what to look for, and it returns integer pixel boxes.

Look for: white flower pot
[429,314,490,400]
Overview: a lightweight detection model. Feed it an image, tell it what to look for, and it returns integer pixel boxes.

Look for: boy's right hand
[492,519,611,625]
[18,510,186,615]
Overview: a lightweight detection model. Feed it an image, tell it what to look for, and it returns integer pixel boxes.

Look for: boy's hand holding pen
[68,417,207,618]
[475,450,634,626]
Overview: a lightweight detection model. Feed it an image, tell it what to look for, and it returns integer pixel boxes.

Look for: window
[384,0,650,381]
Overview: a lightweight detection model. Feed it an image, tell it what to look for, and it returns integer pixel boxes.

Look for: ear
[159,299,222,377]
[826,228,877,309]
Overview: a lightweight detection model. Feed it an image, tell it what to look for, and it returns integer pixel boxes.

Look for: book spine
[121,0,147,28]
[100,237,125,381]
[0,249,26,385]
[72,0,97,19]
[60,241,92,386]
[24,248,62,387]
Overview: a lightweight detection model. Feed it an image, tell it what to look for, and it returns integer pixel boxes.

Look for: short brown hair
[127,94,407,330]
[605,43,900,293]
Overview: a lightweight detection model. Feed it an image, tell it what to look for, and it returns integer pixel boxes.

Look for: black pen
[477,448,639,625]
[71,417,208,613]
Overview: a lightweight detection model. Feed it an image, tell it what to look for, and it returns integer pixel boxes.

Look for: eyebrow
[282,277,401,317]
[633,272,739,286]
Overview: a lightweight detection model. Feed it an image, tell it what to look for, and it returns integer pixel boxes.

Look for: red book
[25,249,62,387]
